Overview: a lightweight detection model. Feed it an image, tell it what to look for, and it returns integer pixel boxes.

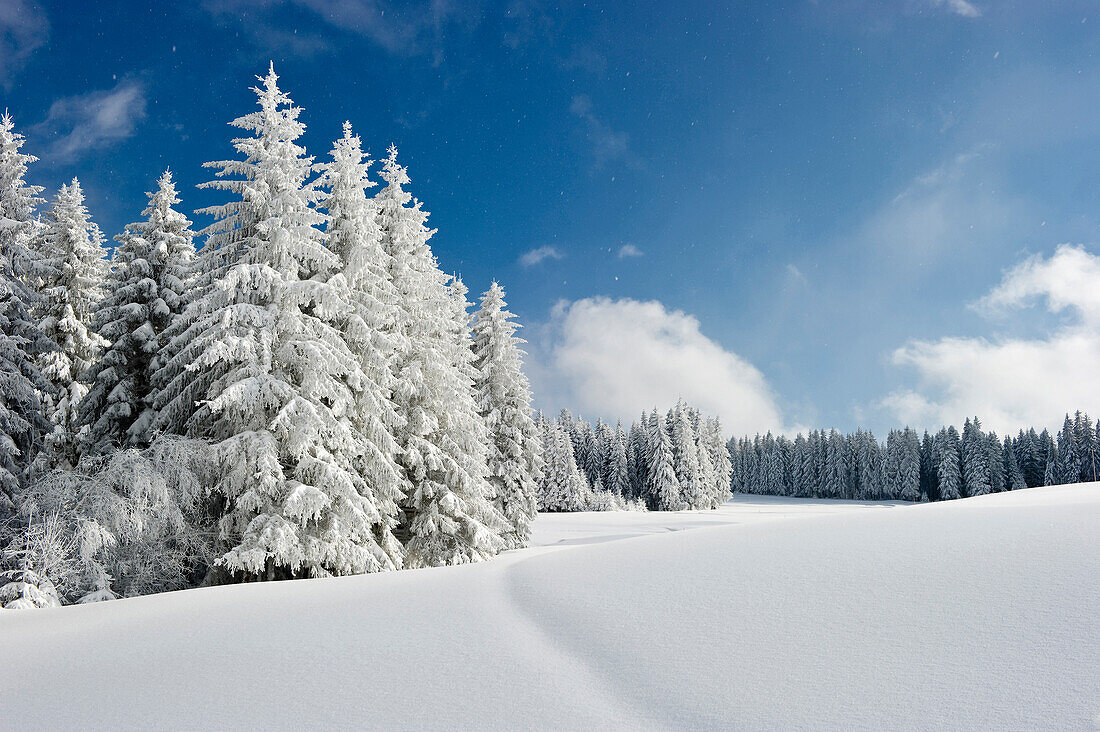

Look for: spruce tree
[702,417,732,508]
[376,145,504,566]
[646,410,682,510]
[35,178,108,468]
[1002,436,1026,491]
[936,427,962,501]
[78,171,196,453]
[316,121,409,565]
[602,422,630,498]
[1058,414,1080,485]
[1075,412,1098,483]
[961,417,991,497]
[670,401,704,508]
[920,431,936,500]
[472,281,541,549]
[154,65,403,579]
[537,419,587,511]
[0,112,50,512]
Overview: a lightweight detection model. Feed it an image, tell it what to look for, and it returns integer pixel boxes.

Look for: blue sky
[3,0,1099,436]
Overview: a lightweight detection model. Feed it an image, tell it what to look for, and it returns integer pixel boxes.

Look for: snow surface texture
[1,487,1096,730]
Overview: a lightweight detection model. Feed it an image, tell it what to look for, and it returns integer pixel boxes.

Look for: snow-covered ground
[2,487,1096,730]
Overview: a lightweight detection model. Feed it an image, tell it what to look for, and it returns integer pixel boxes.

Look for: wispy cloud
[203,0,480,58]
[0,0,49,88]
[34,80,147,163]
[618,244,643,259]
[931,0,981,18]
[519,245,563,267]
[570,94,641,171]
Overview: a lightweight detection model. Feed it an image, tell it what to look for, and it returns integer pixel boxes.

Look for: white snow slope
[1,486,1097,730]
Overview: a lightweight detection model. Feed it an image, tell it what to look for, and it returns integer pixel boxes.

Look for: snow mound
[1,486,1096,730]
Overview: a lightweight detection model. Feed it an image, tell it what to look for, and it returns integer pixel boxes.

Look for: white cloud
[618,244,643,258]
[932,0,981,18]
[528,297,790,435]
[519,245,563,267]
[0,0,48,87]
[883,245,1100,434]
[35,80,147,163]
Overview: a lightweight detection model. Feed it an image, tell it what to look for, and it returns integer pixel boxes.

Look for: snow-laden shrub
[1,436,216,606]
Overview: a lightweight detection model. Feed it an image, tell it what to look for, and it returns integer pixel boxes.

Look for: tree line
[729,412,1100,501]
[0,66,543,608]
[537,402,732,512]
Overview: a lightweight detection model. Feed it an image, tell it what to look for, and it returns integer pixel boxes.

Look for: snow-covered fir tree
[1058,414,1080,486]
[602,422,630,497]
[472,281,541,549]
[154,65,404,579]
[702,418,731,507]
[935,427,962,501]
[1002,436,1026,491]
[646,410,682,510]
[78,170,196,453]
[315,121,407,566]
[669,401,704,508]
[376,145,504,567]
[34,178,108,468]
[0,113,50,513]
[537,418,587,511]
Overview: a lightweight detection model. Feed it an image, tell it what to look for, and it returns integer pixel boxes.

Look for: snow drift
[1,486,1096,730]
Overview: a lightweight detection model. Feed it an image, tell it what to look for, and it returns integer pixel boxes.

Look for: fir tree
[936,427,962,501]
[0,112,50,512]
[376,145,504,567]
[154,65,403,579]
[670,401,704,508]
[961,417,991,497]
[1075,412,1098,483]
[35,178,108,468]
[703,417,732,508]
[78,171,196,453]
[537,419,587,511]
[1002,436,1026,491]
[1058,414,1080,485]
[646,410,682,510]
[472,281,541,549]
[602,422,630,497]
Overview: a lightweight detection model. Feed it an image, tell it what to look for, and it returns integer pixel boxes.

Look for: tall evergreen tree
[936,427,962,501]
[961,417,991,497]
[603,422,630,497]
[1058,414,1080,485]
[670,401,704,507]
[0,112,50,512]
[703,417,732,508]
[646,410,682,510]
[1043,442,1061,486]
[154,65,403,579]
[537,419,587,511]
[35,178,108,468]
[919,430,936,501]
[78,171,196,453]
[376,145,504,567]
[1002,436,1026,491]
[472,281,541,550]
[1075,412,1098,483]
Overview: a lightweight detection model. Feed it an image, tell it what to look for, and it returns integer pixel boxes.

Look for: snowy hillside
[2,486,1096,730]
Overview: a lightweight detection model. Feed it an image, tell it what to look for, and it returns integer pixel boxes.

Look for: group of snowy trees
[0,65,542,607]
[730,411,1100,501]
[538,401,732,512]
